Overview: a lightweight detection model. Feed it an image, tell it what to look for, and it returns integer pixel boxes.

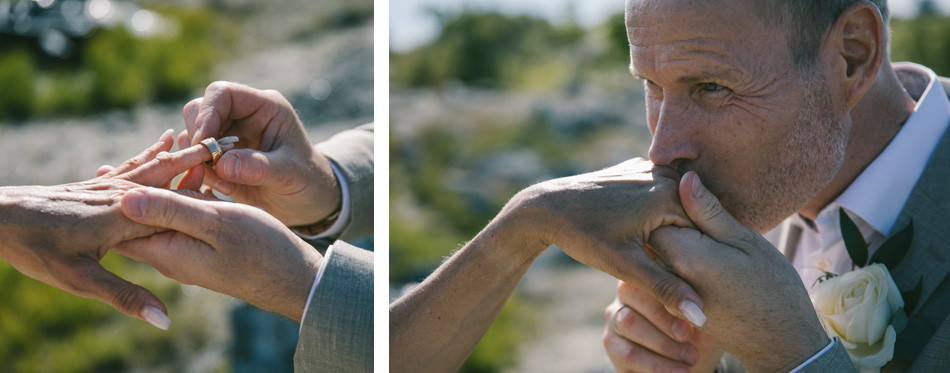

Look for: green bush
[0,253,183,372]
[391,12,584,89]
[0,5,234,119]
[0,49,36,118]
[891,14,950,77]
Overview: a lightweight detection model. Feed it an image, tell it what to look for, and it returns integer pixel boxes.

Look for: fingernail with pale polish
[679,299,706,327]
[218,136,239,151]
[141,305,171,330]
[125,190,148,219]
[691,172,704,199]
[159,128,175,142]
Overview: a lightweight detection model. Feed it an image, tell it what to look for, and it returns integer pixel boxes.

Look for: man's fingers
[120,187,218,240]
[617,281,694,343]
[65,259,170,330]
[679,171,759,249]
[119,144,213,187]
[182,97,202,147]
[113,231,209,284]
[192,82,279,144]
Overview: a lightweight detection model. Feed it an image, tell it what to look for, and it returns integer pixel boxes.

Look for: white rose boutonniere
[811,264,903,372]
[808,208,922,373]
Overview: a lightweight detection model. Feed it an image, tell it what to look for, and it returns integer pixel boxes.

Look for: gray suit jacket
[294,124,375,372]
[766,79,950,372]
[294,241,374,373]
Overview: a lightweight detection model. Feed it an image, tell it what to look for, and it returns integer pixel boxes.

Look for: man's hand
[176,81,341,227]
[112,187,322,322]
[603,281,723,373]
[509,158,706,327]
[644,171,829,371]
[0,129,215,329]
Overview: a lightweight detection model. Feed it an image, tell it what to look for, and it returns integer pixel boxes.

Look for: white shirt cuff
[788,337,837,373]
[299,244,333,330]
[295,160,351,240]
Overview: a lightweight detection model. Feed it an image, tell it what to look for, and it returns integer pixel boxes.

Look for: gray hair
[754,0,889,74]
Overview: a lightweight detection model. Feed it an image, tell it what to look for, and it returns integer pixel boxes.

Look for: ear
[825,1,886,110]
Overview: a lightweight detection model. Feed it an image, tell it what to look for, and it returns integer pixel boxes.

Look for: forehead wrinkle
[631,40,746,86]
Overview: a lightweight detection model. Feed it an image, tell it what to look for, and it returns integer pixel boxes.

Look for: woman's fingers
[58,257,170,330]
[96,165,115,177]
[617,281,694,343]
[117,144,214,187]
[104,129,176,177]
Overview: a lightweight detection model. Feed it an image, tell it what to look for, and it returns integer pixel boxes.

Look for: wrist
[278,238,324,323]
[297,148,343,226]
[492,186,557,261]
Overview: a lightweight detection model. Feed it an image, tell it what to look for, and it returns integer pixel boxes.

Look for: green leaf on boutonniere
[891,307,908,334]
[812,271,837,289]
[840,207,869,268]
[869,220,914,271]
[902,277,923,314]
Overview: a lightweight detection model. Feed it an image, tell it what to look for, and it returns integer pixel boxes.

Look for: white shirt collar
[833,62,950,235]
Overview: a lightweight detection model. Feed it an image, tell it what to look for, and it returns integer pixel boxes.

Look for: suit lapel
[889,105,950,313]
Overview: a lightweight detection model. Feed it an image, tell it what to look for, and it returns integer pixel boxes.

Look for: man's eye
[702,82,721,92]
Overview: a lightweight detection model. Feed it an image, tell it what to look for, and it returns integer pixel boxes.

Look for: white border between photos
[373,0,390,370]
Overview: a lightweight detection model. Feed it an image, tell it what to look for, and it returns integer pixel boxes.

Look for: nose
[647,101,699,169]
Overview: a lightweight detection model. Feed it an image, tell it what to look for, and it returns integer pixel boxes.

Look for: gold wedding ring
[200,137,223,167]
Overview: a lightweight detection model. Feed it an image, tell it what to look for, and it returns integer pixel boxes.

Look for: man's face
[626,0,849,233]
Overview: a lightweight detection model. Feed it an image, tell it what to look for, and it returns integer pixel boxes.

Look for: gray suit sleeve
[315,123,374,242]
[294,241,374,373]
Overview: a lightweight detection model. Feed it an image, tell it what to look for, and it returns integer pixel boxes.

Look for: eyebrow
[628,64,734,84]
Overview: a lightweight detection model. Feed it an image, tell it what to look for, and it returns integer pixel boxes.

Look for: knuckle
[153,151,176,166]
[649,276,682,309]
[650,306,673,327]
[110,285,141,314]
[206,80,231,93]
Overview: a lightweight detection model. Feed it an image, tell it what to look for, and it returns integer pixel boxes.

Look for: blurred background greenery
[0,0,372,371]
[389,1,950,371]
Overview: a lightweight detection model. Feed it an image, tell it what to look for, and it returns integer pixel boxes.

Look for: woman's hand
[0,129,217,329]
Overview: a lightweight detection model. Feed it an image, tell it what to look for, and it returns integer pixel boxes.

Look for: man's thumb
[679,171,751,246]
[214,148,281,187]
[121,188,209,238]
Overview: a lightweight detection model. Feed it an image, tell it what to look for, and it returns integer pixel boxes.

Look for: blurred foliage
[0,49,37,118]
[461,296,538,373]
[390,11,637,372]
[0,253,202,372]
[0,5,236,120]
[890,13,950,77]
[391,12,588,90]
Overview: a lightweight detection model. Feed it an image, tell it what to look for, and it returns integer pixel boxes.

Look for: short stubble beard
[726,71,849,233]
